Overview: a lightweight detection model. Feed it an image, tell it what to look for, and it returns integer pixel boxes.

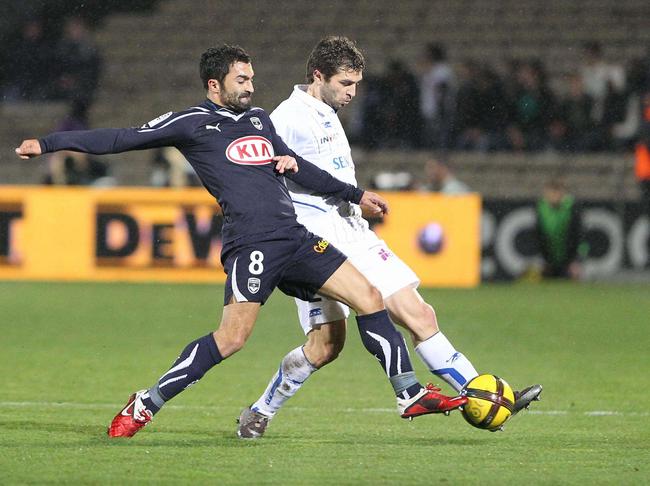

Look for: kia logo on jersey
[225,136,274,165]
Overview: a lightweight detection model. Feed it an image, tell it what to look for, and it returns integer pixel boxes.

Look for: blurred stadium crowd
[3,13,649,155]
[0,0,649,204]
[356,42,650,154]
[2,16,101,107]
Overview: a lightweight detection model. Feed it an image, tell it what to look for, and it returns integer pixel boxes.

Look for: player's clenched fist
[359,191,389,215]
[15,139,42,159]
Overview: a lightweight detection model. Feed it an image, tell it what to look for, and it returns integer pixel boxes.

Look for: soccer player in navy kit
[16,45,466,438]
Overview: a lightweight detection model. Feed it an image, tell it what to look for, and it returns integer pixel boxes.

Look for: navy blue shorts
[222,226,346,305]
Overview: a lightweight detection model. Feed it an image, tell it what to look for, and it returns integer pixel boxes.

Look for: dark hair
[426,43,447,62]
[200,45,251,89]
[306,36,365,83]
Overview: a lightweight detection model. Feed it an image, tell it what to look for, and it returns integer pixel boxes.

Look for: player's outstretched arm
[15,139,42,159]
[15,113,194,159]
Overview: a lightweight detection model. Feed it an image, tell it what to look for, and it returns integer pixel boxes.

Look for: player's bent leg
[303,319,347,368]
[386,286,479,393]
[239,345,317,438]
[384,286,439,346]
[318,262,465,417]
[108,331,226,438]
[239,321,346,439]
[213,301,261,358]
[318,262,418,394]
[109,301,260,438]
[317,260,384,315]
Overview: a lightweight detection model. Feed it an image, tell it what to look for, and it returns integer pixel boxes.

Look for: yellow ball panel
[463,397,493,425]
[490,406,512,429]
[461,374,515,430]
[468,374,498,393]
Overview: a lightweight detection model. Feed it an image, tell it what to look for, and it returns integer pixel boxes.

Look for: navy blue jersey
[39,100,363,246]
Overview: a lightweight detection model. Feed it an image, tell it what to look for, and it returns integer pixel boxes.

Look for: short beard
[320,84,343,112]
[222,91,251,113]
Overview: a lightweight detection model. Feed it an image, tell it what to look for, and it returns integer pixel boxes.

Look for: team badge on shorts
[248,277,261,294]
[250,117,263,130]
[313,239,329,253]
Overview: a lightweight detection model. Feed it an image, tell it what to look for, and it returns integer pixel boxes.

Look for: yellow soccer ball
[461,374,515,431]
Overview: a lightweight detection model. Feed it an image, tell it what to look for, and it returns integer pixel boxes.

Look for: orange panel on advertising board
[0,187,480,286]
[371,192,481,287]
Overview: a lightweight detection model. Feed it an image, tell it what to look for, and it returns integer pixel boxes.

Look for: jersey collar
[291,85,336,116]
[202,99,262,121]
[204,99,223,111]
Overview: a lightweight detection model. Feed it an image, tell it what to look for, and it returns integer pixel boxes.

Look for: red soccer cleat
[398,383,468,419]
[107,390,153,438]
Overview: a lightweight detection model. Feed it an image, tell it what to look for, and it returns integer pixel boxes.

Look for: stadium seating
[356,150,636,200]
[1,0,647,199]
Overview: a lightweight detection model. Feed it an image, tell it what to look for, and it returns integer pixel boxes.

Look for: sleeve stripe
[138,111,210,132]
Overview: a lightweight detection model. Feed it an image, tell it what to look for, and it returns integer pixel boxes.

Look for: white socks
[415,332,478,392]
[251,333,477,418]
[251,346,316,418]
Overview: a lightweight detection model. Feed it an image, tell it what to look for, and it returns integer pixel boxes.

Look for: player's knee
[398,301,439,341]
[356,284,384,314]
[214,330,249,357]
[231,327,253,352]
[318,340,344,367]
[422,303,439,330]
[305,337,344,368]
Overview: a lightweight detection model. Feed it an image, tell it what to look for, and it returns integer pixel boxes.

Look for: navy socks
[142,333,223,414]
[356,310,422,398]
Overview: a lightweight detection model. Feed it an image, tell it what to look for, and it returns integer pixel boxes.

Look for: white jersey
[271,85,369,243]
[271,85,419,333]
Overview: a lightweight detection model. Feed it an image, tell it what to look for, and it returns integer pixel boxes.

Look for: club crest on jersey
[226,136,274,165]
[250,117,263,130]
[313,239,329,253]
[247,277,261,294]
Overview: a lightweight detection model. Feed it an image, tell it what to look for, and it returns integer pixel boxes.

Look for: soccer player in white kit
[237,37,541,438]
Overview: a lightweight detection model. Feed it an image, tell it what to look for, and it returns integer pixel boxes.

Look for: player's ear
[313,69,323,84]
[208,79,220,94]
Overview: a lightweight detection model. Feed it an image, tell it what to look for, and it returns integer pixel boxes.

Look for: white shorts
[294,212,419,334]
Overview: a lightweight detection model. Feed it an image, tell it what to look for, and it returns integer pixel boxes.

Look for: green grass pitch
[1,281,648,484]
